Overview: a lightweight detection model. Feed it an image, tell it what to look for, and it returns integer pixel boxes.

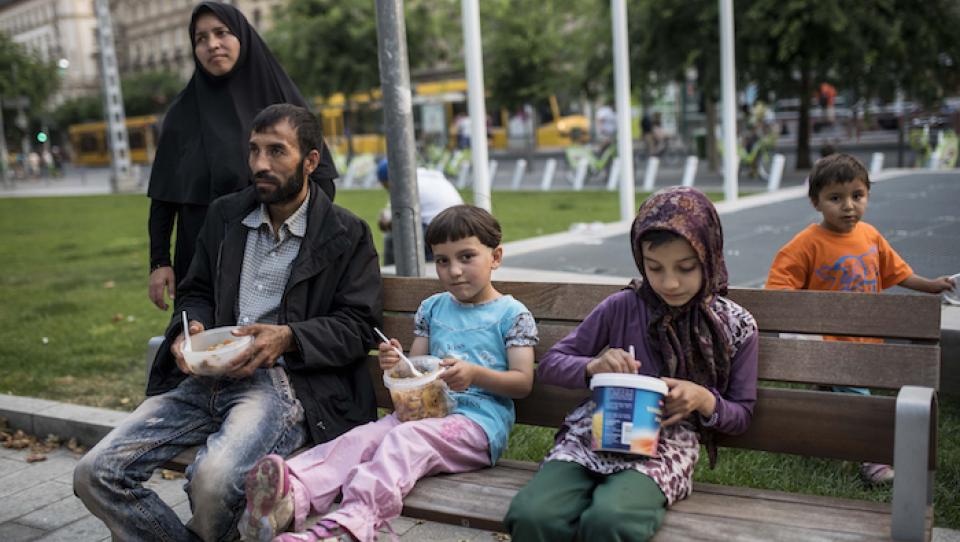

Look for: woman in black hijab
[147,1,337,310]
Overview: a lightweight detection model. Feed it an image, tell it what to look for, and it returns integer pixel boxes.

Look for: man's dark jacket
[146,181,382,444]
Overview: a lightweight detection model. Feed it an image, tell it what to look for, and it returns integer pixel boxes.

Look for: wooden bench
[153,276,941,541]
[375,277,940,542]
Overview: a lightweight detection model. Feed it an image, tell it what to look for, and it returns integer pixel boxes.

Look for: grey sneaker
[239,455,295,542]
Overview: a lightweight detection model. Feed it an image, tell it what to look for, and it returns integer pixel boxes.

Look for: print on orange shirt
[814,247,879,292]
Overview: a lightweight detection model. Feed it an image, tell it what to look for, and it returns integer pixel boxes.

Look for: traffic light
[36,131,47,143]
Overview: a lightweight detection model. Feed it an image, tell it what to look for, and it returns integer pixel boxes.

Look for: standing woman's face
[193,13,240,76]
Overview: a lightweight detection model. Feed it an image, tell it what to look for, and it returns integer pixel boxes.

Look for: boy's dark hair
[807,153,870,202]
[425,204,502,249]
[251,103,323,158]
[638,229,683,250]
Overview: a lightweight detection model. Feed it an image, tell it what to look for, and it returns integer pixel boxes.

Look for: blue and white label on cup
[590,374,668,456]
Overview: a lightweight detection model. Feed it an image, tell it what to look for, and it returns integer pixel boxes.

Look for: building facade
[0,0,99,101]
[111,0,284,81]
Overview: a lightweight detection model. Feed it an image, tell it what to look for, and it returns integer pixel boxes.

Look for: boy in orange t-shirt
[765,153,954,485]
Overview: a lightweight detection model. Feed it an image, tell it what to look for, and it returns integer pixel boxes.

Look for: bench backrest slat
[384,277,942,341]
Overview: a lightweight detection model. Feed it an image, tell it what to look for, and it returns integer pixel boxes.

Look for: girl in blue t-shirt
[238,205,538,542]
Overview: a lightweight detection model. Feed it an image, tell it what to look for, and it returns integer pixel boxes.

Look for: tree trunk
[345,97,355,160]
[705,95,719,172]
[796,67,812,169]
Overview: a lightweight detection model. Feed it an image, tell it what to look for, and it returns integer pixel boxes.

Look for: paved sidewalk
[0,405,503,541]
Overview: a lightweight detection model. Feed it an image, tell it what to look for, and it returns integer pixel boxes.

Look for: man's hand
[378,338,404,372]
[661,377,716,427]
[149,266,176,310]
[585,348,640,378]
[439,358,477,392]
[225,324,295,378]
[171,320,205,375]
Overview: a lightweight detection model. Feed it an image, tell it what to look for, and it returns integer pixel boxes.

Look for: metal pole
[0,97,8,187]
[375,0,424,277]
[611,0,635,221]
[94,0,132,193]
[461,0,491,212]
[719,0,738,202]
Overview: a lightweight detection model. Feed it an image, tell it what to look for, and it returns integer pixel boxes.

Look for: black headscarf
[147,1,337,204]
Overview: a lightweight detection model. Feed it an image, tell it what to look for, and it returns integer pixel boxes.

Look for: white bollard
[766,153,786,192]
[681,155,699,187]
[642,157,659,191]
[572,158,589,191]
[540,158,557,191]
[457,161,471,188]
[487,160,499,187]
[435,155,449,174]
[510,159,527,190]
[869,152,884,176]
[342,158,358,188]
[605,157,622,191]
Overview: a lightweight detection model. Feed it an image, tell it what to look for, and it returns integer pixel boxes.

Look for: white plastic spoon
[374,327,423,377]
[181,311,192,352]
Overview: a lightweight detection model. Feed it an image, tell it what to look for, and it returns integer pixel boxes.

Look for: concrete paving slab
[398,518,504,541]
[16,493,93,531]
[0,480,74,523]
[0,455,79,499]
[0,522,46,542]
[34,514,111,542]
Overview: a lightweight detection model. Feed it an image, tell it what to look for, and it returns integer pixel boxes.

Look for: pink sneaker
[860,462,895,485]
[272,520,357,542]
[239,455,295,542]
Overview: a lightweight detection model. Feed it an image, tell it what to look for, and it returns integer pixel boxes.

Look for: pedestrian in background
[147,1,338,311]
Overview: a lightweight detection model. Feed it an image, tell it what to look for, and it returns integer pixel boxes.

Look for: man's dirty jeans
[74,367,305,542]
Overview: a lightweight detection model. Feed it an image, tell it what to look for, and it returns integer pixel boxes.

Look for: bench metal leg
[146,336,165,383]
[891,385,936,542]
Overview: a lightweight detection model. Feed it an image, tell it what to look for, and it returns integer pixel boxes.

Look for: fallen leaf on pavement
[67,438,86,454]
[161,469,185,480]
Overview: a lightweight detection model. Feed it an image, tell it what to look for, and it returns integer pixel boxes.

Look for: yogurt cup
[590,373,668,456]
[943,273,960,305]
[383,355,454,421]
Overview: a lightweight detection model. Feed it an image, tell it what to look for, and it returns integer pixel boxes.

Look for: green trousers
[505,460,667,542]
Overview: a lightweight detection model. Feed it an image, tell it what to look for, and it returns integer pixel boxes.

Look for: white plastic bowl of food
[182,326,253,376]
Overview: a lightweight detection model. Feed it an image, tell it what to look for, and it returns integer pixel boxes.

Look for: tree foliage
[481,0,611,111]
[633,0,960,169]
[266,0,456,100]
[51,71,183,128]
[0,33,59,143]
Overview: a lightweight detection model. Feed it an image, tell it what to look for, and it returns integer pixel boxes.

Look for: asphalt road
[504,171,960,289]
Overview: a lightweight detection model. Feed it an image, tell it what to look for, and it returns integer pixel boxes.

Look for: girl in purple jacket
[506,187,759,541]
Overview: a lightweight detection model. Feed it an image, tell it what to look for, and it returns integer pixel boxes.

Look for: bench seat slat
[398,464,930,541]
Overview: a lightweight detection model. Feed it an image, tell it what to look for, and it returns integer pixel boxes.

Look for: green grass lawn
[1,189,956,528]
[0,189,650,408]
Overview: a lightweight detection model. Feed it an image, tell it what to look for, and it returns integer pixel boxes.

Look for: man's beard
[254,160,306,204]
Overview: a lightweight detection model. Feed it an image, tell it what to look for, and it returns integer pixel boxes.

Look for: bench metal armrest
[891,385,937,542]
[146,335,165,383]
